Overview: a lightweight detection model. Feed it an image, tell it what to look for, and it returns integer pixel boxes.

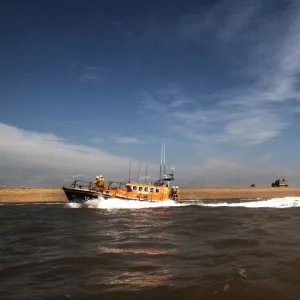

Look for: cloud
[217,0,261,41]
[83,65,100,71]
[70,174,85,178]
[115,137,144,145]
[0,123,149,186]
[138,1,300,146]
[139,87,292,146]
[89,137,103,145]
[76,65,106,83]
[79,73,100,83]
[179,0,262,43]
[0,123,299,186]
[179,155,299,186]
[137,175,152,183]
[138,84,194,114]
[261,16,300,102]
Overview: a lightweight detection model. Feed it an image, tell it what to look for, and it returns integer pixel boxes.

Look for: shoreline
[1,186,300,204]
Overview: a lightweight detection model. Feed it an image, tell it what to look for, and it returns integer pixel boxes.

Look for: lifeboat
[62,143,180,204]
[103,173,180,202]
[63,172,180,204]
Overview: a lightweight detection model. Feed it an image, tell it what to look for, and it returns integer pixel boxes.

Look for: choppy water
[2,197,300,300]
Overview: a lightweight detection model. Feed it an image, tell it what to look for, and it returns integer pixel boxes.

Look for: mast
[137,160,142,182]
[128,160,131,182]
[159,142,168,179]
[145,163,148,183]
[159,143,163,179]
[163,143,166,176]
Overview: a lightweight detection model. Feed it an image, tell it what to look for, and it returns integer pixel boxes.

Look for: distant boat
[62,143,180,204]
[271,178,288,187]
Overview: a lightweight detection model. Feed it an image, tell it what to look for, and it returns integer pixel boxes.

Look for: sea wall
[1,186,300,204]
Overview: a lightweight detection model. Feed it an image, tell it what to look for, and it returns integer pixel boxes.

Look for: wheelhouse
[125,183,162,194]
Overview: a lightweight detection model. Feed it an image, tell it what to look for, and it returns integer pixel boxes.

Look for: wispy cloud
[71,64,107,83]
[79,65,102,83]
[115,137,144,145]
[139,87,292,146]
[83,65,100,71]
[139,1,300,146]
[138,84,194,113]
[179,0,262,43]
[89,137,103,145]
[0,122,299,186]
[70,174,85,178]
[79,73,100,83]
[0,123,143,186]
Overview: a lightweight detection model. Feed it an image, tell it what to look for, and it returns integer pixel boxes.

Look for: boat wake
[65,197,188,209]
[198,196,300,208]
[65,196,300,209]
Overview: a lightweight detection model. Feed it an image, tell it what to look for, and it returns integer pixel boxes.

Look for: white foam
[65,197,188,209]
[64,196,300,210]
[199,196,300,208]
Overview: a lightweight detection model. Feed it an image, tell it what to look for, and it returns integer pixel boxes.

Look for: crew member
[94,175,105,191]
[175,186,180,200]
[170,186,175,199]
[98,175,105,188]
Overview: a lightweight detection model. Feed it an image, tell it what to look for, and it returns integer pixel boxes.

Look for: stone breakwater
[1,186,300,204]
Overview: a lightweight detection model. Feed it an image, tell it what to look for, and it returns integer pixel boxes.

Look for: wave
[198,196,300,208]
[65,197,189,209]
[79,279,287,300]
[65,196,300,209]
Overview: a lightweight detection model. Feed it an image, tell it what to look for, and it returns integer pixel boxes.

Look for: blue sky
[1,0,300,186]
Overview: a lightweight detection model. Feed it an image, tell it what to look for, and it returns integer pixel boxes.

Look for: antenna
[170,164,175,184]
[128,160,131,182]
[145,163,148,183]
[159,143,163,179]
[137,160,142,182]
[163,143,166,176]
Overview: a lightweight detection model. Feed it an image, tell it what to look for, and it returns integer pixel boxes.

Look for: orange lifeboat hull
[103,182,179,201]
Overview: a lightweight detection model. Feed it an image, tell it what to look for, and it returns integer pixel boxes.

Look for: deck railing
[69,180,93,190]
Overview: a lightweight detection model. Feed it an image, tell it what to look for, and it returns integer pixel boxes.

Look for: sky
[1,0,300,186]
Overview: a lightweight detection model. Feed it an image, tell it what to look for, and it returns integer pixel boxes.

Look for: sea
[1,196,300,300]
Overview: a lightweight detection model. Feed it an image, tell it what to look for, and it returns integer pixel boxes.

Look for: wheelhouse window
[138,186,143,191]
[150,188,154,192]
[126,185,132,192]
[133,186,137,191]
[144,187,148,192]
[155,188,160,193]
